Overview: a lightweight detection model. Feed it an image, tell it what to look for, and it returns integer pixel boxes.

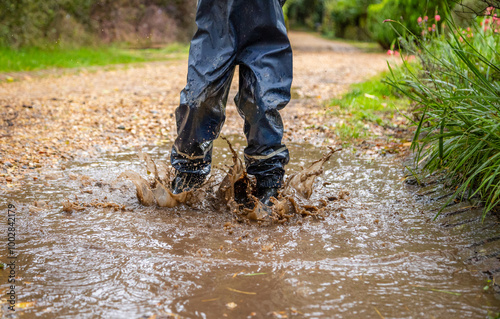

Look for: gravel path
[0,31,393,188]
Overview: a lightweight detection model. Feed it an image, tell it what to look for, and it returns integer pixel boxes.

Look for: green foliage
[322,0,381,40]
[285,0,324,29]
[0,0,96,47]
[366,0,446,49]
[286,0,381,40]
[285,0,448,43]
[386,3,500,218]
[488,311,500,319]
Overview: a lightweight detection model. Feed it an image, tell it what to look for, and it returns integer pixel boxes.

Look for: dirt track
[0,31,392,188]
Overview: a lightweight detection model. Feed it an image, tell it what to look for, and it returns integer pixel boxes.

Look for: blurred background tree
[322,0,379,41]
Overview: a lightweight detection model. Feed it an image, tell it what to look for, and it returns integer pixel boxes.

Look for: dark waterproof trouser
[171,0,293,188]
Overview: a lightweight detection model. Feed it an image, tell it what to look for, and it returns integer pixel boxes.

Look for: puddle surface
[1,137,499,318]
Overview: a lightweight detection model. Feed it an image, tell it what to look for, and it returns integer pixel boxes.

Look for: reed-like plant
[385,3,500,219]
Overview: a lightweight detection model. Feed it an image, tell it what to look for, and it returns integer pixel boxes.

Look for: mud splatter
[119,139,341,223]
[61,199,126,213]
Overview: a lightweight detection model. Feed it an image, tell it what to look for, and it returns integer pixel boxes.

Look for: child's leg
[171,0,241,179]
[232,0,293,190]
[171,53,236,177]
[235,51,292,189]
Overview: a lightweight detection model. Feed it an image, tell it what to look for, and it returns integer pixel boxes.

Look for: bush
[0,0,97,47]
[386,3,500,218]
[285,0,324,29]
[367,0,446,49]
[322,0,380,40]
[285,0,381,40]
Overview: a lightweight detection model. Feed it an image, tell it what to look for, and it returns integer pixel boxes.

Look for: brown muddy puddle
[1,136,499,318]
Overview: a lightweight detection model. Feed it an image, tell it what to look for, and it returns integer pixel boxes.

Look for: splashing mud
[118,138,341,223]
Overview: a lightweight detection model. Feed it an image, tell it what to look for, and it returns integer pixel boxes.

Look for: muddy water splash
[118,138,341,222]
[1,137,499,318]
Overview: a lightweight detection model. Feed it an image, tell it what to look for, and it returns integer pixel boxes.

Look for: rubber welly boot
[171,172,206,194]
[257,187,279,208]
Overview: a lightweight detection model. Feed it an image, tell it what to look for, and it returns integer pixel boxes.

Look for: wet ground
[1,32,500,318]
[1,136,500,318]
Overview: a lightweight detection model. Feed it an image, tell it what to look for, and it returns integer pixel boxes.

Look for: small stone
[34,200,47,208]
[226,302,237,310]
[117,125,126,130]
[4,161,13,167]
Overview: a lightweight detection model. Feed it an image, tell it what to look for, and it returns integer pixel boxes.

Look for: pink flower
[486,7,494,15]
[428,27,432,31]
[387,50,394,56]
[435,15,441,22]
[405,55,416,62]
[417,16,423,24]
[394,51,400,56]
[485,18,490,24]
[424,16,429,21]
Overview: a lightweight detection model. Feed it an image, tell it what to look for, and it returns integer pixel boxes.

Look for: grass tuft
[327,71,410,140]
[0,43,189,73]
[386,4,500,219]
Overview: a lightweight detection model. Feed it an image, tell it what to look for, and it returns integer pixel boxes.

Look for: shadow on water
[1,136,499,318]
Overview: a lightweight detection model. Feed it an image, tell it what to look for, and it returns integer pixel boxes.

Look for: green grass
[327,72,410,140]
[0,43,189,73]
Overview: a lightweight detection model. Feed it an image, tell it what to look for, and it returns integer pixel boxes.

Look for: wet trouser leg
[236,61,291,188]
[171,0,292,188]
